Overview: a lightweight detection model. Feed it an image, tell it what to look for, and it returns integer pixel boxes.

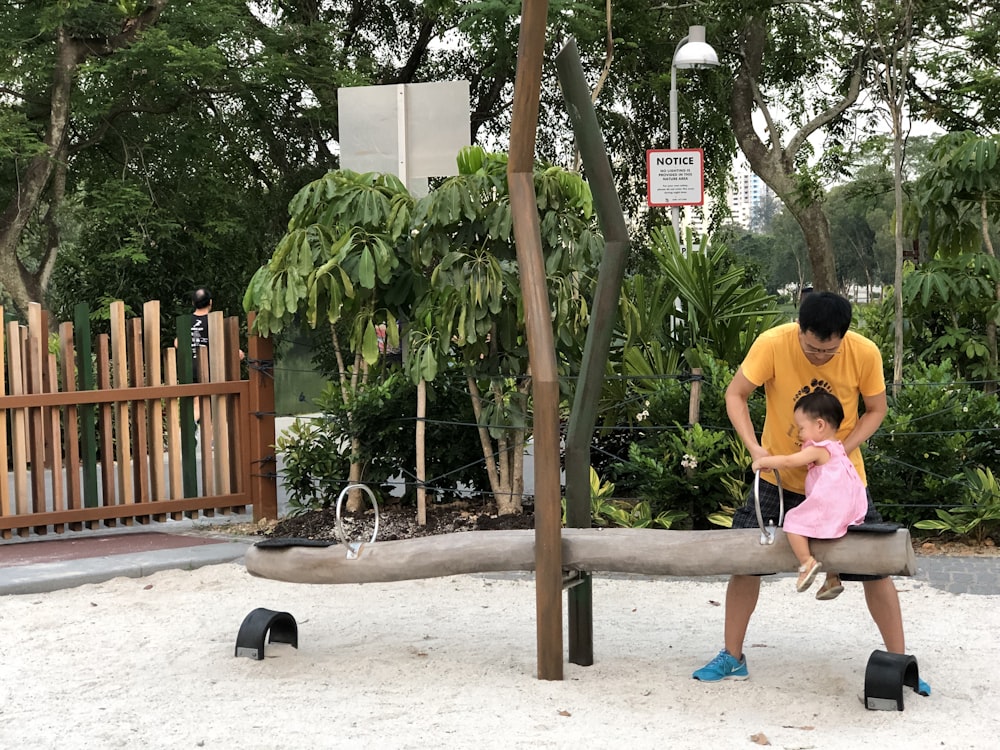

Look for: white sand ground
[0,565,994,749]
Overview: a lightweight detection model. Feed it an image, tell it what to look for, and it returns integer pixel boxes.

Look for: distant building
[727,162,777,231]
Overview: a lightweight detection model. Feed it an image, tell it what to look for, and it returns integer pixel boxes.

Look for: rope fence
[267,349,999,523]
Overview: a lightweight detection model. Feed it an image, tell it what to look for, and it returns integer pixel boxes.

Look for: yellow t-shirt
[739,322,885,494]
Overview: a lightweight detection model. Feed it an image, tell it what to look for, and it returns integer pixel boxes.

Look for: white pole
[669,33,689,246]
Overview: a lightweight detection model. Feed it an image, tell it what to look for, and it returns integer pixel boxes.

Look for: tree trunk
[781,200,838,293]
[729,16,864,293]
[0,28,79,313]
[983,197,998,393]
[0,3,169,315]
[466,373,525,516]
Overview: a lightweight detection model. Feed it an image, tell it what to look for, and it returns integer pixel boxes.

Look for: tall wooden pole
[509,0,563,681]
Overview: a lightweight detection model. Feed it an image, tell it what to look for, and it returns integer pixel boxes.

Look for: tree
[909,1,1000,132]
[406,147,603,514]
[4,0,598,321]
[246,147,603,515]
[906,132,1000,386]
[826,181,896,295]
[0,0,169,314]
[245,169,416,507]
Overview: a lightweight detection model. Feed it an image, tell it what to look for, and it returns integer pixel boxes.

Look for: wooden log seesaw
[235,481,923,710]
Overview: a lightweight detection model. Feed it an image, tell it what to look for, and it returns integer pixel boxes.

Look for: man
[692,292,930,695]
[189,286,212,381]
[179,287,243,422]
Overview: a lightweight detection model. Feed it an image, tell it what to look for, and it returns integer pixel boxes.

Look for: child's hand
[752,458,765,471]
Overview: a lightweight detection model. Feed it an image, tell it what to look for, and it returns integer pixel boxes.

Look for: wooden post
[26,305,47,530]
[209,311,230,497]
[143,300,166,502]
[109,301,134,515]
[7,321,28,533]
[127,317,150,512]
[225,316,243,494]
[688,367,703,425]
[59,322,83,523]
[0,308,10,539]
[45,350,66,531]
[96,334,115,519]
[247,315,277,521]
[163,349,184,517]
[510,0,563,681]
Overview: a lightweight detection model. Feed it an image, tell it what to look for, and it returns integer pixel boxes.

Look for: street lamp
[669,25,719,243]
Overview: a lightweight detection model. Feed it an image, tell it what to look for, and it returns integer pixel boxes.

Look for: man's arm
[725,368,769,462]
[842,390,888,455]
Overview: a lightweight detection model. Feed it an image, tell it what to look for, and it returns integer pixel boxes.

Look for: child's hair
[793,389,844,429]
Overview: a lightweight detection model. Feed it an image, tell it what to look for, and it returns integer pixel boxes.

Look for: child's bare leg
[786,532,814,567]
[825,572,842,587]
[787,532,821,591]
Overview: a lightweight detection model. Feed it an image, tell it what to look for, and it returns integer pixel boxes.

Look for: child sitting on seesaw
[752,389,868,599]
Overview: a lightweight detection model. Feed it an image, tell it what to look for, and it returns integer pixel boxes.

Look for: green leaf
[362,321,379,365]
[359,247,375,288]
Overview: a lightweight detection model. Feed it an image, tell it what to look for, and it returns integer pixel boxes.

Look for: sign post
[646,148,705,207]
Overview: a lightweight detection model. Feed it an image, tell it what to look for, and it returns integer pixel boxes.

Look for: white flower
[681,453,698,470]
[636,409,649,422]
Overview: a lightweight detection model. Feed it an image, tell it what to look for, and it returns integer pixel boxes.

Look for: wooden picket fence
[0,300,277,539]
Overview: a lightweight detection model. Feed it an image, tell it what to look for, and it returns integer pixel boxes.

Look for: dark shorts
[732,478,885,581]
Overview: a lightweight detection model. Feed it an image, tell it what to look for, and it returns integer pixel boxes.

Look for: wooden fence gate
[0,301,277,539]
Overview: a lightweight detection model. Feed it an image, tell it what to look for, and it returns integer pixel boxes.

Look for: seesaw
[236,481,923,710]
[243,526,916,583]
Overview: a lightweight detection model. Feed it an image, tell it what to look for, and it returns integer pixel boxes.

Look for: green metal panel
[73,303,99,508]
[176,316,198,498]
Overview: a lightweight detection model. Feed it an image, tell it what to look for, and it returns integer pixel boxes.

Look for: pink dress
[782,440,868,539]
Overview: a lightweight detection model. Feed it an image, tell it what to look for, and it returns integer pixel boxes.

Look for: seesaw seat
[244,526,916,585]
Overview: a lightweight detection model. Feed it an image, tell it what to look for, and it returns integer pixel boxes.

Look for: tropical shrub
[563,467,688,529]
[866,360,1000,527]
[276,369,489,513]
[913,467,1000,544]
[857,253,1000,385]
[593,353,763,526]
[610,422,752,529]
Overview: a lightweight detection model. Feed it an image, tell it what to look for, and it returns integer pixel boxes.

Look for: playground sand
[0,565,995,749]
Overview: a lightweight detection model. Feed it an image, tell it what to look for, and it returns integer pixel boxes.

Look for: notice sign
[646,148,705,207]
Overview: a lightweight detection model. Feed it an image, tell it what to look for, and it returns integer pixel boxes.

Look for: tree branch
[786,50,867,157]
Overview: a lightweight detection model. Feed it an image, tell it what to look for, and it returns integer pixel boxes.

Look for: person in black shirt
[190,286,212,381]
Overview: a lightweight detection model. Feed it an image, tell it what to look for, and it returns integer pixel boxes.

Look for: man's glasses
[802,342,840,356]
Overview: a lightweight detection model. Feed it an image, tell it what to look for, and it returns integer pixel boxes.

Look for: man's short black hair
[798,291,851,340]
[192,287,212,310]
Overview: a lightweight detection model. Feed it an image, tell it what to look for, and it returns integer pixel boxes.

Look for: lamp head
[673,25,720,69]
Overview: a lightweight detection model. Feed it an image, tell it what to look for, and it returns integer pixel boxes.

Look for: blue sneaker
[692,649,749,681]
[917,678,931,697]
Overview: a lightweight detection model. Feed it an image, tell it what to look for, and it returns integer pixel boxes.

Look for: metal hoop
[335,483,380,558]
[753,469,784,545]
